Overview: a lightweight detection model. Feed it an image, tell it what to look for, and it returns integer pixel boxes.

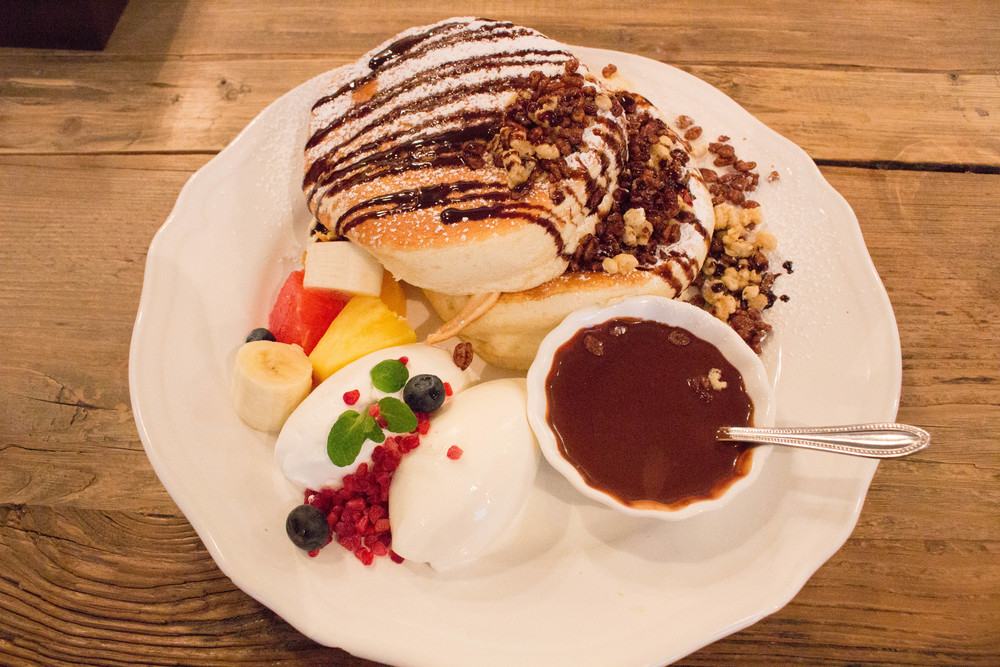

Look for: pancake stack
[304,17,715,369]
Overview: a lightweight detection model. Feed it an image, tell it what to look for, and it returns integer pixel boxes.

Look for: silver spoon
[717,422,930,458]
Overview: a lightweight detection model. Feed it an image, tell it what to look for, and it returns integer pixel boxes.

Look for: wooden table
[2,2,998,664]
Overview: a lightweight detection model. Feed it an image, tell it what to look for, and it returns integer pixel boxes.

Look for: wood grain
[2,2,998,665]
[35,0,998,71]
[2,58,997,166]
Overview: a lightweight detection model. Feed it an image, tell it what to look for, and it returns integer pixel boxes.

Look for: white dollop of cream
[389,378,540,571]
[275,343,470,490]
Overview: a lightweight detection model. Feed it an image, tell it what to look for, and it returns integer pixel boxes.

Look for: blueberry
[403,374,446,413]
[246,327,276,343]
[285,504,330,551]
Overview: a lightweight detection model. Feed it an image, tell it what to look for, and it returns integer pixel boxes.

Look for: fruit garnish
[231,340,312,432]
[378,269,407,317]
[370,359,409,392]
[303,240,384,296]
[286,504,331,551]
[269,270,348,355]
[245,327,276,343]
[308,295,417,383]
[403,374,446,413]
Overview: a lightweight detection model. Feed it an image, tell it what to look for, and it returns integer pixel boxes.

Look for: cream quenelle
[275,344,470,490]
[388,378,539,571]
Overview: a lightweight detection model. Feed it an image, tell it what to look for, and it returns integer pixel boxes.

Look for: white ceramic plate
[130,45,900,666]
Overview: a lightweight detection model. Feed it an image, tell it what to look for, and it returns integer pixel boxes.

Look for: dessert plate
[129,45,901,666]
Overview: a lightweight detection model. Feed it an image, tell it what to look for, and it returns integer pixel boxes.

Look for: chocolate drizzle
[306,123,497,206]
[303,18,591,251]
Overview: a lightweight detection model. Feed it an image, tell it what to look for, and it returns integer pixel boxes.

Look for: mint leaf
[378,396,418,433]
[371,359,409,393]
[327,410,380,467]
[367,415,386,443]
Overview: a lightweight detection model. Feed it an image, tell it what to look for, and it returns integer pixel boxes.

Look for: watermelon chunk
[268,270,347,355]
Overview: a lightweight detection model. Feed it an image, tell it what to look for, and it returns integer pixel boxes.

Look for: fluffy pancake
[304,18,627,295]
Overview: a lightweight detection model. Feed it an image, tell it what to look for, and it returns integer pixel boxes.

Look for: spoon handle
[717,423,930,458]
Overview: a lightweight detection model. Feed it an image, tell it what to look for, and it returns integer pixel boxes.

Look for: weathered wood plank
[2,58,997,166]
[0,505,369,665]
[10,0,992,71]
[0,155,204,513]
[0,500,994,666]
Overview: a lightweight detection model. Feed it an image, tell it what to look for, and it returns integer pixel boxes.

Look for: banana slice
[303,241,384,296]
[231,340,313,432]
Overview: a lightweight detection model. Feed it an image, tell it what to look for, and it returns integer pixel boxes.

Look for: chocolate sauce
[338,181,487,232]
[305,123,496,200]
[368,32,427,70]
[545,317,755,508]
[440,202,507,224]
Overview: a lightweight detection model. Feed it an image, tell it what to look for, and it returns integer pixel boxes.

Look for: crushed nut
[534,143,560,160]
[506,162,533,189]
[622,208,653,246]
[452,341,474,370]
[707,368,728,390]
[754,229,777,252]
[584,334,604,356]
[668,329,692,346]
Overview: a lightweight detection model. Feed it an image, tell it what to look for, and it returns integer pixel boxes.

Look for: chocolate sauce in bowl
[544,317,755,509]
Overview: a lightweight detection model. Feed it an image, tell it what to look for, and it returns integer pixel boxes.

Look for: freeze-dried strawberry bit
[400,434,420,453]
[389,550,405,564]
[415,413,431,434]
[368,403,381,419]
[398,356,409,365]
[342,389,360,405]
[444,382,453,397]
[295,422,426,564]
[447,445,464,460]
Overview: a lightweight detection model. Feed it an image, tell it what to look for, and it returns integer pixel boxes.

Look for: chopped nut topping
[622,207,653,246]
[675,115,695,129]
[584,334,604,356]
[668,330,692,346]
[506,163,533,189]
[707,368,728,390]
[602,252,640,274]
[569,92,699,274]
[534,143,560,160]
[452,341,474,370]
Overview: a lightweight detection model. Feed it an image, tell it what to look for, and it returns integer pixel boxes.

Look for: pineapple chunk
[308,295,417,383]
[379,270,407,317]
